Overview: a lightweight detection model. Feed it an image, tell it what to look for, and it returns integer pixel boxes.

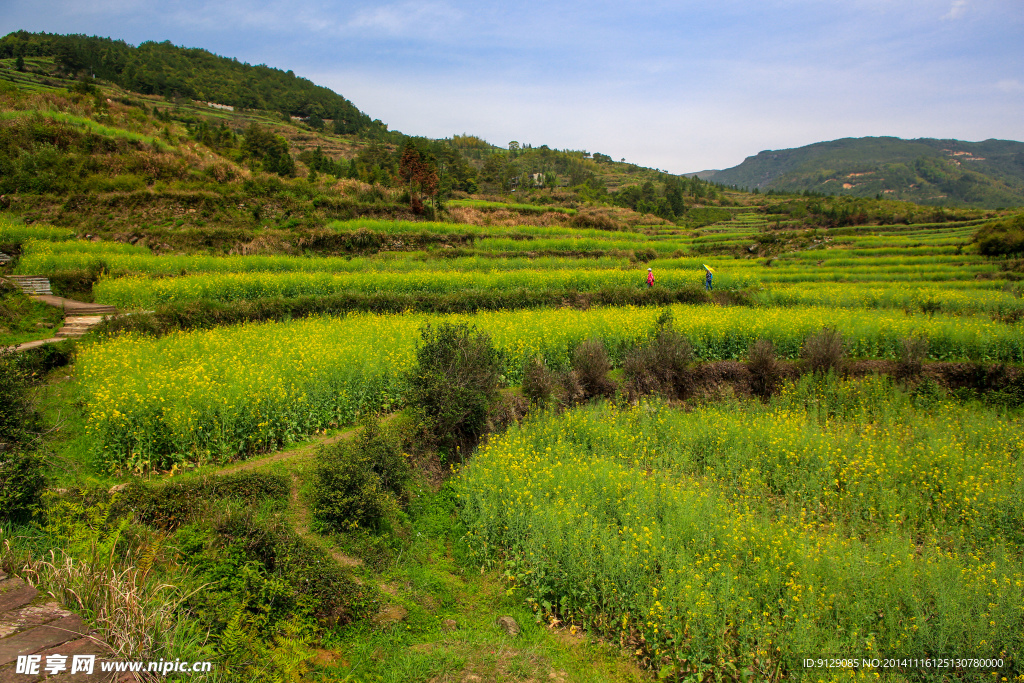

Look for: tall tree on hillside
[242,122,295,177]
[399,141,439,215]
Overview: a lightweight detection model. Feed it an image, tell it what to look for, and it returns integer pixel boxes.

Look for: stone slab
[0,636,119,683]
[0,615,86,666]
[0,587,39,614]
[0,603,73,638]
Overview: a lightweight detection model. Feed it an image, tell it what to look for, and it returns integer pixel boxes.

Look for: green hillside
[698,136,1024,208]
[0,30,393,137]
[0,33,738,243]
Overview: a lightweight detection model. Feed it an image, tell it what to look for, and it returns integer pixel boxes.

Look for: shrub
[557,369,587,405]
[747,338,782,399]
[311,417,410,533]
[911,376,945,409]
[623,327,693,399]
[570,208,624,231]
[406,322,505,452]
[990,372,1024,409]
[0,347,32,446]
[199,507,379,627]
[0,449,46,522]
[975,213,1024,257]
[801,326,846,375]
[114,472,290,529]
[14,341,75,381]
[49,266,107,301]
[572,338,617,399]
[896,336,929,380]
[522,356,556,404]
[352,417,411,506]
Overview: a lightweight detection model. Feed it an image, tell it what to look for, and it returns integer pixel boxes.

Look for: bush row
[113,471,290,529]
[95,285,712,336]
[0,342,74,522]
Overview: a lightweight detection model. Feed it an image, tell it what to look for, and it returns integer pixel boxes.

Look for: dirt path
[217,426,361,476]
[288,472,362,570]
[29,296,116,316]
[217,423,378,570]
[219,412,397,476]
[4,287,119,352]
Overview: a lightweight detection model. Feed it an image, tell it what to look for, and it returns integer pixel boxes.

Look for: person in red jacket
[646,267,654,288]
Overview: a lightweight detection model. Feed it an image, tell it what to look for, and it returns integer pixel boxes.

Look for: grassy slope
[211,434,647,683]
[0,285,63,346]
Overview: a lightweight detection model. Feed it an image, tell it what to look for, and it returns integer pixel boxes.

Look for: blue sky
[2,0,1022,172]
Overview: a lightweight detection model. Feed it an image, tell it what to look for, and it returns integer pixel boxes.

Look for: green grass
[0,291,64,346]
[0,109,159,146]
[447,198,578,215]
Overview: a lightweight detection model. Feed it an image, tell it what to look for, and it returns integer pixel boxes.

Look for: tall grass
[0,109,158,146]
[750,282,1024,316]
[447,198,577,215]
[1,523,209,664]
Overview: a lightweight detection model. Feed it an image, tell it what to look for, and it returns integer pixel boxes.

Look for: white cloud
[347,2,462,36]
[164,0,338,35]
[995,78,1024,93]
[57,0,144,14]
[942,0,968,20]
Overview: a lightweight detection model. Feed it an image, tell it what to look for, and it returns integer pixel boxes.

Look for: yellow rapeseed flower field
[77,305,1023,470]
[458,393,1024,681]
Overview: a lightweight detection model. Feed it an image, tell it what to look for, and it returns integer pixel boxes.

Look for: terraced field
[11,210,1017,315]
[4,206,1023,682]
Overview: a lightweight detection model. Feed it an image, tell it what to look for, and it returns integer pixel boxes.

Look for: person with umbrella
[703,264,715,291]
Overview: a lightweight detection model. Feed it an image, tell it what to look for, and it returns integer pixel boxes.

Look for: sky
[2,0,1022,173]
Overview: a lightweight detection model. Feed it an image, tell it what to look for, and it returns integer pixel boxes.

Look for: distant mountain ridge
[694,136,1024,208]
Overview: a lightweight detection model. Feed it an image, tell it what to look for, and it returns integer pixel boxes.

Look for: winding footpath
[2,277,118,352]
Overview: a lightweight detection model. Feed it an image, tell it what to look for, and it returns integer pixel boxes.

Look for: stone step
[0,614,86,667]
[5,276,52,296]
[64,316,107,324]
[61,307,116,316]
[57,315,109,338]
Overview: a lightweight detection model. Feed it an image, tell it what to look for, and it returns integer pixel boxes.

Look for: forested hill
[695,136,1024,208]
[0,30,389,137]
